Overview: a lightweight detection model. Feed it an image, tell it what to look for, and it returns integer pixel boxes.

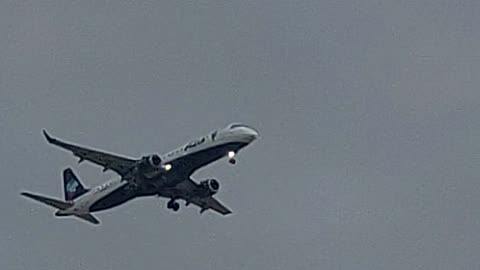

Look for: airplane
[21,168,133,225]
[34,123,258,219]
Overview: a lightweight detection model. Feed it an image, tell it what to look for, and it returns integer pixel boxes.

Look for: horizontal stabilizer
[21,192,71,210]
[76,214,100,225]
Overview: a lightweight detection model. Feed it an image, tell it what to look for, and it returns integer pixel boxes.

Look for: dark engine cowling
[148,154,162,167]
[199,179,220,196]
[139,154,163,179]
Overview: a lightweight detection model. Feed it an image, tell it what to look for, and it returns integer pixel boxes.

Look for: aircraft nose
[244,127,259,142]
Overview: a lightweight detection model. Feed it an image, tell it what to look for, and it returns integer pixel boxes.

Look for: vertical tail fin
[63,168,89,201]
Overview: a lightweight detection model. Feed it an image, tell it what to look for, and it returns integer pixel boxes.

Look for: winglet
[42,129,55,143]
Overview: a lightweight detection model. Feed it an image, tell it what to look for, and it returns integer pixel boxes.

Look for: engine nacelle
[139,154,164,179]
[148,154,162,167]
[199,178,220,196]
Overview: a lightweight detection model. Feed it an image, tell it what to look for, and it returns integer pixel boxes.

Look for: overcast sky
[1,1,480,269]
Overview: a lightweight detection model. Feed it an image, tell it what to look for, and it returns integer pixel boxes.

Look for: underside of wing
[162,179,233,215]
[192,196,232,215]
[43,130,137,177]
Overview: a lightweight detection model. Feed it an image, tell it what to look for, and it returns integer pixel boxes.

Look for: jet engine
[199,178,220,196]
[148,154,162,167]
[139,154,164,179]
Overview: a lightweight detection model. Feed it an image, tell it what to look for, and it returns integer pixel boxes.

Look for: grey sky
[1,1,480,269]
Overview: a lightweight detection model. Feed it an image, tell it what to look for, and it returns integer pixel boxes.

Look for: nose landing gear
[228,151,236,165]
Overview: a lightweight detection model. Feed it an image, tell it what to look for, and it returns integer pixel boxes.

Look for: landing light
[164,164,172,171]
[228,151,236,159]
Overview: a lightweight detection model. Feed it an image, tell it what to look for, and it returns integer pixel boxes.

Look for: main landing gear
[167,199,180,212]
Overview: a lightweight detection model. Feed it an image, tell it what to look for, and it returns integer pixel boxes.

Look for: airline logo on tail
[66,178,79,193]
[63,169,89,201]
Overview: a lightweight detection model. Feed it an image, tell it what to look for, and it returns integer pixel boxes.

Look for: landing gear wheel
[229,159,236,165]
[172,202,180,212]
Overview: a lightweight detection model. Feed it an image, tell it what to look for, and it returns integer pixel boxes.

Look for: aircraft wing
[189,196,232,215]
[43,130,137,178]
[163,179,232,215]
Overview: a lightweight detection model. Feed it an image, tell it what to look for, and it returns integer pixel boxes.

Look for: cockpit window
[229,124,251,129]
